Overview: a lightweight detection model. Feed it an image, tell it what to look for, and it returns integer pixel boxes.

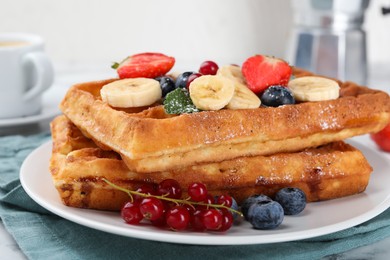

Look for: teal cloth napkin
[1,133,390,260]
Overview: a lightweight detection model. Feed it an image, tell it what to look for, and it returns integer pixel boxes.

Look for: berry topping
[241,194,272,221]
[175,71,195,89]
[134,183,157,201]
[186,73,202,89]
[230,197,240,220]
[371,123,390,152]
[121,201,143,224]
[139,197,165,221]
[275,188,307,215]
[218,208,234,232]
[150,214,167,227]
[216,194,233,207]
[200,195,215,209]
[104,179,241,233]
[199,60,219,75]
[157,179,182,199]
[113,52,175,79]
[163,88,199,114]
[191,209,207,232]
[242,55,292,94]
[182,203,196,216]
[155,76,176,97]
[188,182,208,202]
[247,200,284,230]
[166,206,190,231]
[202,209,223,230]
[260,85,295,107]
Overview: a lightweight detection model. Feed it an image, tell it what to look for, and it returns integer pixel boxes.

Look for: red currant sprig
[103,178,242,232]
[104,179,241,214]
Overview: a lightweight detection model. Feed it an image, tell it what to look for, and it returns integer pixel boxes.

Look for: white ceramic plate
[20,136,390,245]
[0,84,67,127]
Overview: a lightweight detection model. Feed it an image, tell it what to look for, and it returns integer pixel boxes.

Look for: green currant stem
[103,179,243,217]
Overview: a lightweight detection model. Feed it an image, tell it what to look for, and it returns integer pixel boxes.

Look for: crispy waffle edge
[59,69,390,173]
[49,115,373,211]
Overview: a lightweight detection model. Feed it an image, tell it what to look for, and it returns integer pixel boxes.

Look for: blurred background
[1,0,389,83]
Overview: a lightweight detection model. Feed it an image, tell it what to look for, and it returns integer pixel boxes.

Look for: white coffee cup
[0,33,54,119]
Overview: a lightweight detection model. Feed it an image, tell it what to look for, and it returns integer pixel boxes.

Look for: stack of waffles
[49,67,390,211]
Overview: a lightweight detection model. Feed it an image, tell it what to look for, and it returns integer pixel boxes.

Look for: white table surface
[0,63,389,259]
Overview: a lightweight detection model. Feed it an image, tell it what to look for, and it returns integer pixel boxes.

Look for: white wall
[0,0,292,67]
[1,0,389,68]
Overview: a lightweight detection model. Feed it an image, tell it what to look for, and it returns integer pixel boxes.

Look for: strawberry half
[113,52,175,79]
[242,55,292,94]
[371,123,390,152]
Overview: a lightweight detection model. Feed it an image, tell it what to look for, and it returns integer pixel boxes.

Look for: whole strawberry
[242,55,292,94]
[112,52,175,79]
[371,123,390,152]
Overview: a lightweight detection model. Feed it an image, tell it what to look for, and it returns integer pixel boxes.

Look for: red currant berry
[134,183,157,200]
[139,197,165,221]
[121,201,143,225]
[157,179,182,199]
[217,209,234,232]
[186,73,202,89]
[188,182,208,202]
[150,214,166,227]
[204,194,214,204]
[166,206,190,231]
[197,194,214,210]
[216,194,233,207]
[182,203,196,216]
[202,209,223,230]
[150,201,170,227]
[199,61,219,75]
[191,209,207,232]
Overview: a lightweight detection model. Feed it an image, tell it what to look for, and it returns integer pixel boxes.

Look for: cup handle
[22,52,54,101]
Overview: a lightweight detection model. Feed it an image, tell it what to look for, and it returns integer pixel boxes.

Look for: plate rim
[20,139,390,245]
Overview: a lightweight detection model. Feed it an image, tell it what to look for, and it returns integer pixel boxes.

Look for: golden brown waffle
[59,68,390,173]
[50,115,372,211]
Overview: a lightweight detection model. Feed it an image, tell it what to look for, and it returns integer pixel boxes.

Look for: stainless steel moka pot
[287,0,370,85]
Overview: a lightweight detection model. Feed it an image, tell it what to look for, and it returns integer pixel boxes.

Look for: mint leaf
[111,62,120,69]
[163,88,200,114]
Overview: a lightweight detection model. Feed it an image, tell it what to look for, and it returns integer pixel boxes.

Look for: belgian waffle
[50,115,372,210]
[59,68,390,173]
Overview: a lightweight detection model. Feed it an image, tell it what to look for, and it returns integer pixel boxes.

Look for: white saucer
[0,84,67,127]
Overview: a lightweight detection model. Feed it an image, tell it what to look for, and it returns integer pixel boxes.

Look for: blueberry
[175,71,195,89]
[155,76,175,97]
[247,200,284,230]
[260,86,295,107]
[231,197,239,220]
[241,194,272,221]
[275,187,306,215]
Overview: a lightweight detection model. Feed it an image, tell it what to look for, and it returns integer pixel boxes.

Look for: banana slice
[217,65,246,85]
[217,65,261,109]
[189,75,235,111]
[227,83,261,109]
[101,78,162,108]
[288,76,340,102]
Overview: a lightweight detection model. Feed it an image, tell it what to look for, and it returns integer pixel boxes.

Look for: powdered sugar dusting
[191,110,251,144]
[318,104,341,130]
